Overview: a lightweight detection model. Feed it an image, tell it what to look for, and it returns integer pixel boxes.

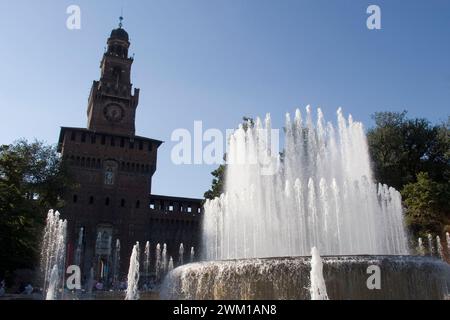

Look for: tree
[401,172,449,237]
[367,112,449,190]
[0,140,73,281]
[203,164,225,200]
[367,112,450,237]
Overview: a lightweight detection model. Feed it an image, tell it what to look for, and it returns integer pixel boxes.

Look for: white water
[203,108,409,260]
[309,247,329,300]
[447,232,450,257]
[155,243,161,280]
[437,236,444,260]
[45,265,60,300]
[417,238,425,256]
[40,210,67,299]
[168,257,174,272]
[125,242,140,300]
[428,234,434,256]
[144,241,150,278]
[74,227,83,267]
[162,243,168,273]
[190,247,195,263]
[179,243,184,266]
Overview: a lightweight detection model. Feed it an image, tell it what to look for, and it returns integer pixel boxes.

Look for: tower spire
[119,15,124,29]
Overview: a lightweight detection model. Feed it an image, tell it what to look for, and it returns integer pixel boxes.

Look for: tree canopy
[367,112,450,237]
[0,140,73,281]
[367,112,449,189]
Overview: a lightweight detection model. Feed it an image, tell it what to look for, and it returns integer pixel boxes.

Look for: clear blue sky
[0,0,449,198]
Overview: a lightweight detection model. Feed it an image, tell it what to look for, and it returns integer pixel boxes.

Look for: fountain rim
[193,254,443,264]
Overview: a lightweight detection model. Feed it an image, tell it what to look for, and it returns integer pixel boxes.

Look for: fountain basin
[162,255,450,300]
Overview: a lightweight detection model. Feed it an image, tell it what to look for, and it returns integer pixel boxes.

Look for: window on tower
[104,166,114,185]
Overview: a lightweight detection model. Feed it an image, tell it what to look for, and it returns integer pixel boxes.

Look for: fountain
[447,232,450,256]
[417,238,425,256]
[190,247,195,263]
[202,108,408,258]
[162,244,168,274]
[309,247,328,300]
[155,243,161,281]
[125,242,140,300]
[178,244,184,266]
[163,107,450,300]
[144,241,151,284]
[428,234,434,256]
[168,257,174,272]
[74,227,83,267]
[437,236,444,260]
[40,210,67,300]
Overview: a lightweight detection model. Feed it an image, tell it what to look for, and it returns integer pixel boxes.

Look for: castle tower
[57,19,162,281]
[87,19,140,136]
[56,19,203,287]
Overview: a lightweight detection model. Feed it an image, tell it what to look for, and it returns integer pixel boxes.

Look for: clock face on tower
[103,103,124,123]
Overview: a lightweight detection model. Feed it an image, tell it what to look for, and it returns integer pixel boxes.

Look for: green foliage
[203,164,225,200]
[401,172,449,237]
[0,140,73,279]
[368,112,450,237]
[367,112,449,190]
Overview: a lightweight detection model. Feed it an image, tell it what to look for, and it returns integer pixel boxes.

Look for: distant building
[57,21,202,284]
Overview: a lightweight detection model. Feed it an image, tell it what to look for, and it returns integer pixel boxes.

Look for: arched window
[121,199,126,207]
[105,197,110,206]
[89,196,94,205]
[136,200,140,209]
[73,195,78,203]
